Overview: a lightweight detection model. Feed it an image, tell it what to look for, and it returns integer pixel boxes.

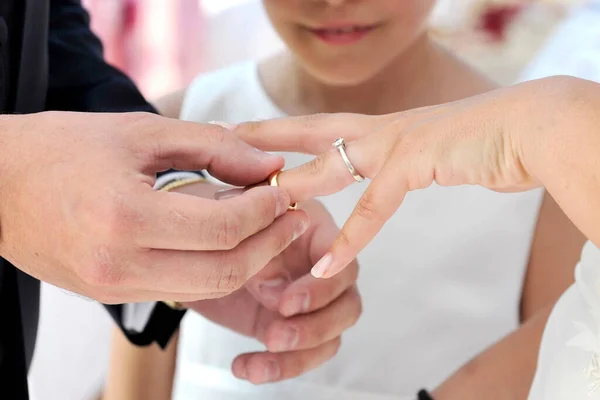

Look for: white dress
[528,242,600,400]
[519,2,600,399]
[173,61,544,400]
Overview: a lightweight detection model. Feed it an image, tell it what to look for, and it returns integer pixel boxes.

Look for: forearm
[520,77,600,247]
[432,306,551,400]
[103,327,178,400]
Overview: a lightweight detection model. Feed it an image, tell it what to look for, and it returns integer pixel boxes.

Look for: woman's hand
[172,182,361,384]
[231,76,600,278]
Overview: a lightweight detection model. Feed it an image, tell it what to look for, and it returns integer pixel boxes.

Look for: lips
[308,24,377,45]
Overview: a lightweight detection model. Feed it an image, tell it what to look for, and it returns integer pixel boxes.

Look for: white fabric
[528,242,600,399]
[519,1,600,84]
[122,302,156,332]
[174,61,544,399]
[518,2,600,399]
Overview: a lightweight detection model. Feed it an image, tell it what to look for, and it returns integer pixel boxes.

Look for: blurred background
[27,0,600,399]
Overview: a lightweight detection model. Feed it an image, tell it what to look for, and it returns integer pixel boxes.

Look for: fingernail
[214,188,245,200]
[293,219,309,241]
[232,358,247,380]
[257,278,287,307]
[276,191,291,217]
[311,253,333,278]
[253,147,282,163]
[262,360,280,383]
[208,121,237,130]
[275,326,299,352]
[282,292,309,317]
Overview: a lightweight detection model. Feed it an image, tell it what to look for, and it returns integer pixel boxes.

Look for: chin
[306,63,382,87]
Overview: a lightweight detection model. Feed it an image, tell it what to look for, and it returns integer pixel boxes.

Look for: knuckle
[300,113,328,129]
[204,125,228,146]
[98,194,139,241]
[217,265,242,292]
[355,193,380,221]
[236,120,261,134]
[212,211,243,250]
[299,154,326,177]
[335,230,353,251]
[77,247,125,289]
[210,256,245,292]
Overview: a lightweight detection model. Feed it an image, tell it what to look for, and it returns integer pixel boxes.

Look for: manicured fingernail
[214,188,244,200]
[293,219,309,241]
[262,360,280,383]
[311,253,333,278]
[208,121,237,130]
[274,326,299,352]
[282,293,309,317]
[232,358,247,380]
[276,191,291,217]
[257,278,287,307]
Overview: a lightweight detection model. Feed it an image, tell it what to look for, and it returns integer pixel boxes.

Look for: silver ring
[333,137,365,182]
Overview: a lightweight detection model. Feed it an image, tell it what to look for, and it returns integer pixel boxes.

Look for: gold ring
[160,177,207,192]
[268,171,298,211]
[162,300,185,310]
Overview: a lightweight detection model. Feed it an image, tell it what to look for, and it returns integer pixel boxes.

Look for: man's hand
[183,199,361,384]
[0,111,308,304]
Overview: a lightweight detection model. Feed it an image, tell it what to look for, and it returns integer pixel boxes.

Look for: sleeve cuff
[122,302,156,333]
[154,171,204,190]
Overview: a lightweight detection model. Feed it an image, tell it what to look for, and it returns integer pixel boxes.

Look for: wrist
[526,76,600,188]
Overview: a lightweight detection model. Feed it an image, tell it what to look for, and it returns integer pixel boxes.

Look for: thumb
[142,117,284,186]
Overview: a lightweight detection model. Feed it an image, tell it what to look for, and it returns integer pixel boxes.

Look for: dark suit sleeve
[46,0,155,113]
[46,0,186,348]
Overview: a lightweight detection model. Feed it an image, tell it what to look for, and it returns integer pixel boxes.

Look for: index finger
[272,132,389,202]
[233,113,396,154]
[135,185,291,251]
[312,153,411,279]
[137,115,284,186]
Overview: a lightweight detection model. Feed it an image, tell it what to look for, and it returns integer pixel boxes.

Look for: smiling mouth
[307,24,379,45]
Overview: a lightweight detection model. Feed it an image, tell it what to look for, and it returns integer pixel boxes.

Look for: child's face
[263,0,436,85]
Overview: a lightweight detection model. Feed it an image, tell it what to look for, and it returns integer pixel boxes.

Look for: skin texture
[112,0,585,397]
[101,183,361,398]
[0,111,311,304]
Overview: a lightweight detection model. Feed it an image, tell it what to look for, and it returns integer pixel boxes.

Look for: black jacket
[0,1,185,398]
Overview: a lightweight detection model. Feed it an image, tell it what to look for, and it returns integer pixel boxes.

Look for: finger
[140,117,284,186]
[263,287,361,353]
[95,287,229,304]
[312,150,413,279]
[271,133,390,202]
[136,186,291,250]
[243,200,342,311]
[279,259,359,317]
[125,211,310,296]
[232,338,341,384]
[244,257,294,311]
[234,113,397,154]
